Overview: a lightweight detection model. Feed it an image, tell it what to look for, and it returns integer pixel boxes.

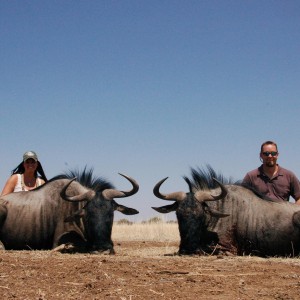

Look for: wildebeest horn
[194,177,228,202]
[153,177,186,201]
[211,178,228,200]
[102,173,139,200]
[60,178,96,202]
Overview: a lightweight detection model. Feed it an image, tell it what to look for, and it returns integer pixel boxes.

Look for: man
[242,140,300,204]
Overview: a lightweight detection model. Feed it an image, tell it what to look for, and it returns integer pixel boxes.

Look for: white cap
[23,151,38,162]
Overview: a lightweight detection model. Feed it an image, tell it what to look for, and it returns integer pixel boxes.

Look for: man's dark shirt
[242,165,300,202]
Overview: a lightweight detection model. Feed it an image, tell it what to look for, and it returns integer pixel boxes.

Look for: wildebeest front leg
[54,231,87,253]
[52,219,87,253]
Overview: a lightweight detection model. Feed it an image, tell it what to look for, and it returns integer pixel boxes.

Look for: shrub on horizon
[147,216,163,224]
[117,219,133,225]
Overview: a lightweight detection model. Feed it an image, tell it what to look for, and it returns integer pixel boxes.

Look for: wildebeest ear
[152,203,178,214]
[115,204,139,215]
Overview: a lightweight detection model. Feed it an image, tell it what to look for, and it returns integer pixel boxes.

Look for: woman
[1,151,48,196]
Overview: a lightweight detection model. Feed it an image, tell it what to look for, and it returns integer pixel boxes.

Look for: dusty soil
[1,241,300,299]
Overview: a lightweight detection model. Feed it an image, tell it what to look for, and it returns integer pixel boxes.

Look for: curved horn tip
[159,177,169,184]
[118,173,132,180]
[153,177,169,194]
[119,173,139,188]
[211,177,228,201]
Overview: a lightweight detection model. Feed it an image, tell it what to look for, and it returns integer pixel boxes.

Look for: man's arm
[242,173,251,186]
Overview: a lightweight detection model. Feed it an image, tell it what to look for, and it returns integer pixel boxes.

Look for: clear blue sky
[1,1,299,221]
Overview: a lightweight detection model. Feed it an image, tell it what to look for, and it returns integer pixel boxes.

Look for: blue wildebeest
[0,168,139,253]
[152,165,300,257]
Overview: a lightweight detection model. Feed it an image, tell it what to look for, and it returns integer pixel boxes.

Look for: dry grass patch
[112,221,180,242]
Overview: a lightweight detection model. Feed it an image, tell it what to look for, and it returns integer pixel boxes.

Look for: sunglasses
[262,151,278,157]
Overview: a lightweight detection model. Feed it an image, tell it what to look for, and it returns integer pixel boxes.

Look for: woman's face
[23,159,38,172]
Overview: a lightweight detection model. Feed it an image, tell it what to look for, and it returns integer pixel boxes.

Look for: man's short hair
[260,140,278,153]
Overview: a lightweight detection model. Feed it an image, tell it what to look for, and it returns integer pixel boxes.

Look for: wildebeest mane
[49,167,114,192]
[183,165,236,192]
[184,165,274,201]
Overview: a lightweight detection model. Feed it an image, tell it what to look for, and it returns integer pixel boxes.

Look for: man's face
[260,144,278,167]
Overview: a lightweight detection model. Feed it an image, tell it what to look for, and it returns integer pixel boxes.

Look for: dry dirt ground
[1,241,300,300]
